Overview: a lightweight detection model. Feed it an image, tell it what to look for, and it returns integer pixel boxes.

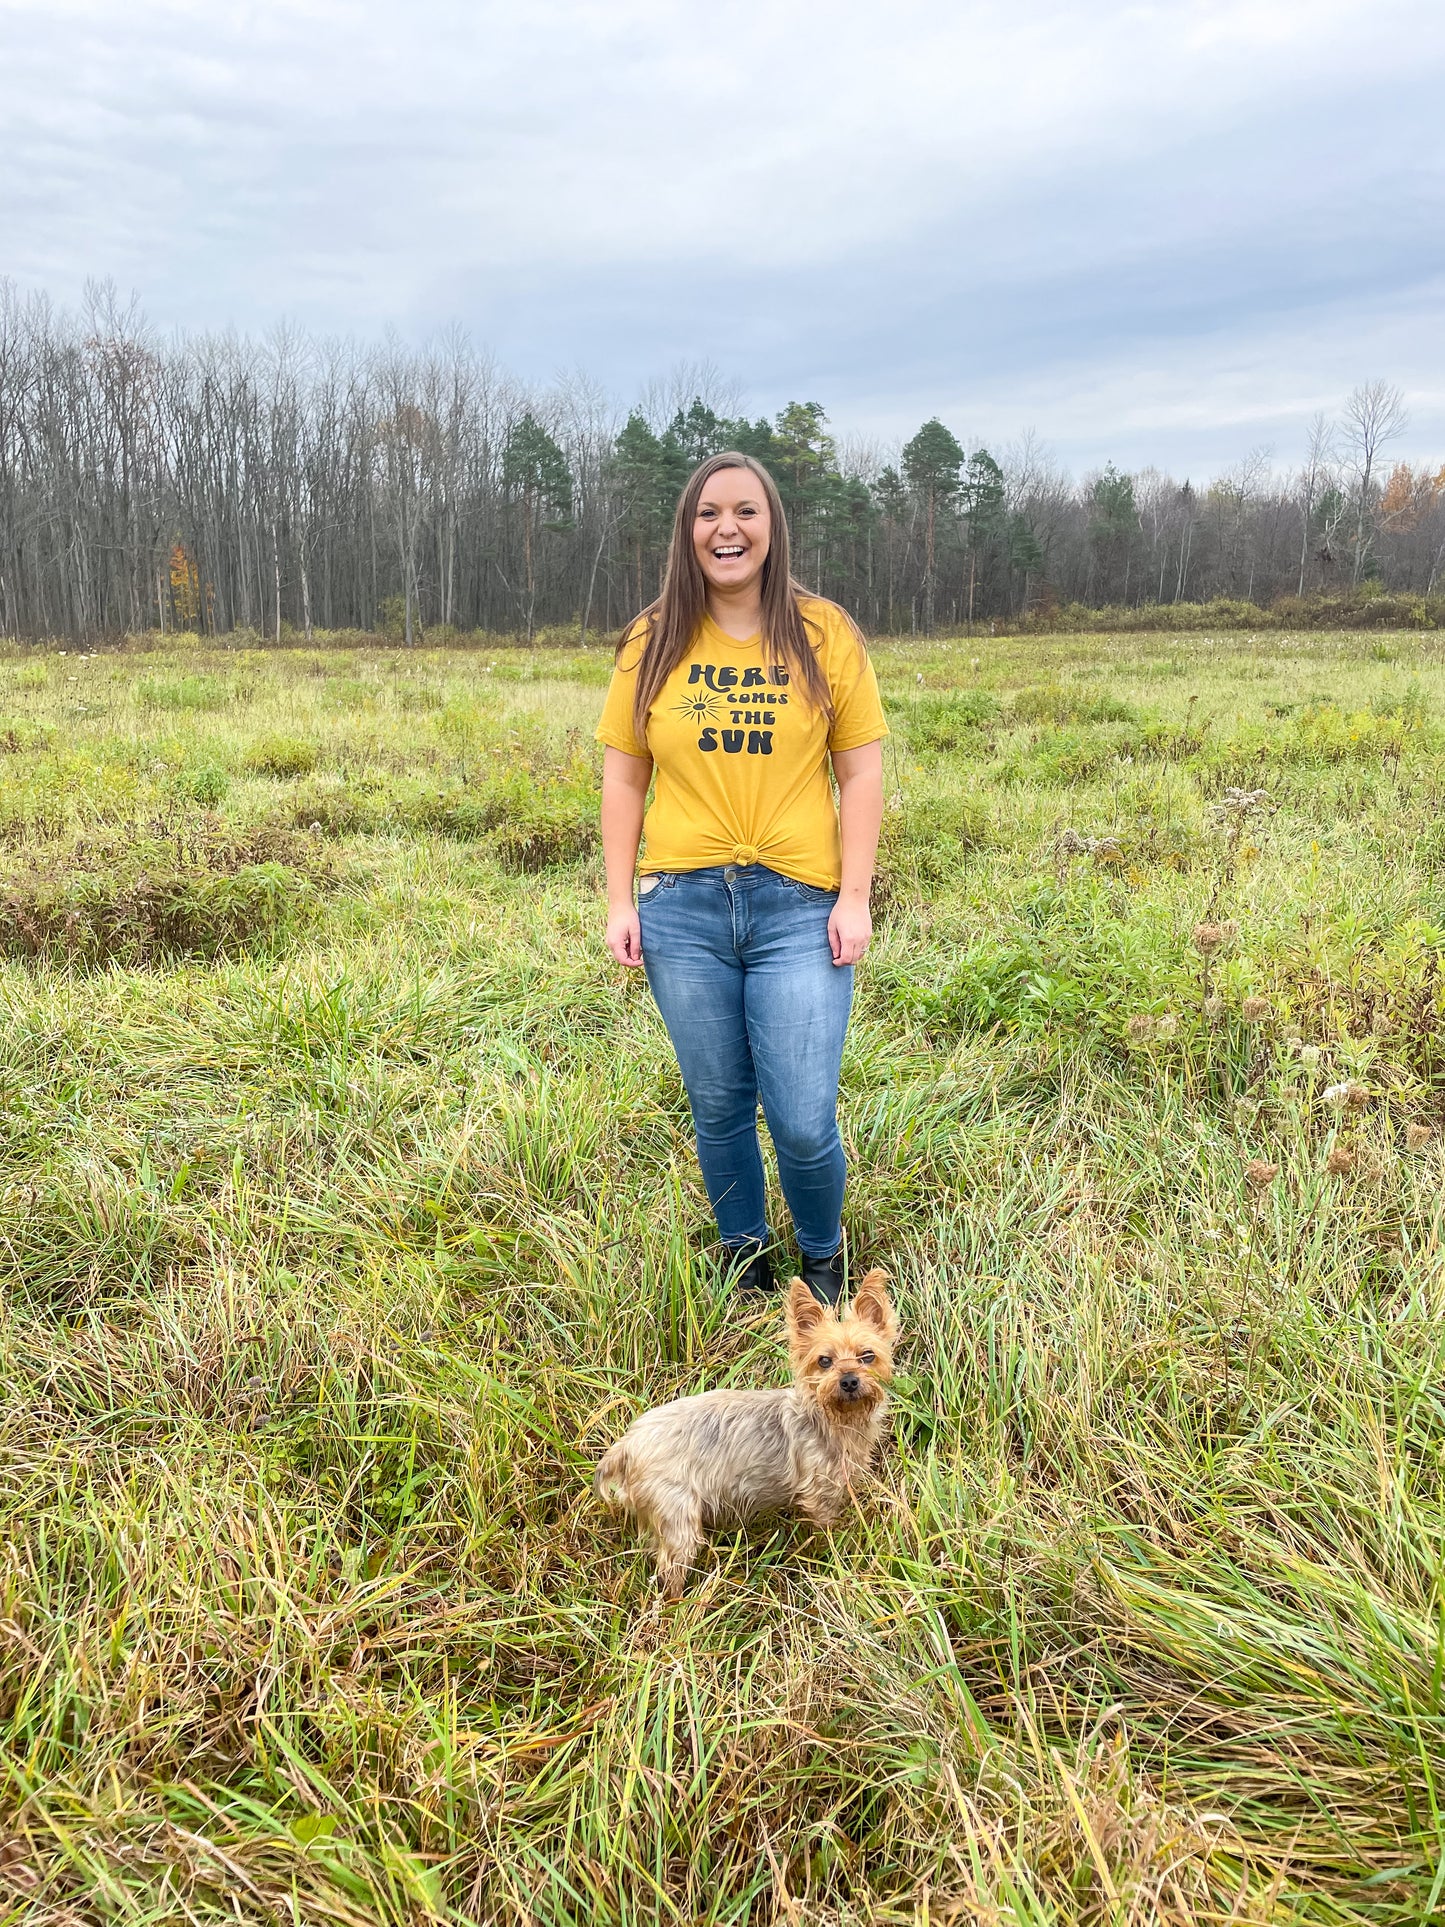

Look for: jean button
[724,866,737,882]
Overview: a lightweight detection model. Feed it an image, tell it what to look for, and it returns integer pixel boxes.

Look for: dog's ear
[851,1269,898,1343]
[786,1277,825,1345]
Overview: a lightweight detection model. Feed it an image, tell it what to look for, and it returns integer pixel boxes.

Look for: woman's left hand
[828,897,872,966]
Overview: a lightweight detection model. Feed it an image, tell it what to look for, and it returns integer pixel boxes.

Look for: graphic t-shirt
[595,598,888,891]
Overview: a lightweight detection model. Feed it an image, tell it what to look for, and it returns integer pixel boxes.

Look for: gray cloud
[2,0,1441,472]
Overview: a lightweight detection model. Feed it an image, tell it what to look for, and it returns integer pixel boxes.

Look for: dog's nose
[839,1372,860,1396]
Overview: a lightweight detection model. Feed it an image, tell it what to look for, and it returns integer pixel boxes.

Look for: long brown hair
[622,452,842,740]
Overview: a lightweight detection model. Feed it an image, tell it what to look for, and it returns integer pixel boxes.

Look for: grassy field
[3,626,1445,1924]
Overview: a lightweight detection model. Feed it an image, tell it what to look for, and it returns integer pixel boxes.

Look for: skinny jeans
[637,863,852,1258]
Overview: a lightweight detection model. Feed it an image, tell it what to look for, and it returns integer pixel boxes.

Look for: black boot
[800,1246,845,1308]
[725,1241,776,1299]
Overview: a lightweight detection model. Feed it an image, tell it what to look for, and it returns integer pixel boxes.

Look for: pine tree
[902,419,964,632]
[501,414,573,639]
[1087,463,1140,603]
[961,448,1006,622]
[613,412,672,608]
[771,403,836,578]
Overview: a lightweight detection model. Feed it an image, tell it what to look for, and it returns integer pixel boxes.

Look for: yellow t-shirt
[595,597,888,891]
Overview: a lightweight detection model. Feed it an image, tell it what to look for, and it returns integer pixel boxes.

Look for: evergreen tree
[902,418,964,631]
[722,415,779,464]
[961,447,1007,620]
[833,473,877,607]
[502,413,573,639]
[669,400,725,468]
[1007,515,1045,612]
[613,411,673,608]
[1087,463,1140,603]
[872,465,909,631]
[771,402,837,574]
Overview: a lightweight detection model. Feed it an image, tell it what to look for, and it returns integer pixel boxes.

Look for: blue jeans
[636,864,853,1259]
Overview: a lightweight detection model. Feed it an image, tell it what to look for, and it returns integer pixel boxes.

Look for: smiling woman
[597,453,888,1309]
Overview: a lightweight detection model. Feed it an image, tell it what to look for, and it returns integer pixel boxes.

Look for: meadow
[2,625,1444,1925]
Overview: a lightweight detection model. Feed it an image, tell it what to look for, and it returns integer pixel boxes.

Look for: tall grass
[3,629,1445,1921]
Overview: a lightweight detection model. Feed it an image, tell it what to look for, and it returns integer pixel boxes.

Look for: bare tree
[1206,447,1272,599]
[638,359,743,432]
[0,296,1434,643]
[1292,413,1337,595]
[1343,381,1408,586]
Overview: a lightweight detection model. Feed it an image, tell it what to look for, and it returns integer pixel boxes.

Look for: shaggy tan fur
[595,1270,898,1595]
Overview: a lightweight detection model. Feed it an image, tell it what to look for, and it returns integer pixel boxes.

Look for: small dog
[595,1270,898,1595]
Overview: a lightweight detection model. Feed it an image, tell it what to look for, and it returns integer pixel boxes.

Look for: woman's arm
[601,744,653,967]
[828,739,884,966]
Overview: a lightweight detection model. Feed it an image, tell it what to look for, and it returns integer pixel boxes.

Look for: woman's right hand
[606,904,644,967]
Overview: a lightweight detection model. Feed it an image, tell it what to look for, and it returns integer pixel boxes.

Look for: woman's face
[692,468,771,598]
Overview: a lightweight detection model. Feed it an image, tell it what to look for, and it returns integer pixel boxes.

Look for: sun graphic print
[673,689,721,724]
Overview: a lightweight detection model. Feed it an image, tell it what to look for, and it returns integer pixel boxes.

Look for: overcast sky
[3,0,1442,476]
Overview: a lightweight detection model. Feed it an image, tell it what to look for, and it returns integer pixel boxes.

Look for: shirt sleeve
[594,628,651,757]
[825,615,889,751]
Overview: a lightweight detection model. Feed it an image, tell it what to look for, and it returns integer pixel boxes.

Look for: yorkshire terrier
[595,1270,898,1595]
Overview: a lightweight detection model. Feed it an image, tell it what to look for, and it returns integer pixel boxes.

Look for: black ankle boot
[726,1242,776,1298]
[800,1246,845,1307]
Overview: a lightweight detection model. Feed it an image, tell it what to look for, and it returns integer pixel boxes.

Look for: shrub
[1007,725,1139,785]
[997,591,1445,636]
[1138,721,1208,761]
[571,653,614,687]
[1013,684,1137,725]
[243,735,319,778]
[899,933,1090,1035]
[310,627,380,650]
[167,762,230,807]
[0,820,332,965]
[1270,591,1445,631]
[1372,679,1429,726]
[1192,703,1422,787]
[0,753,144,841]
[391,678,446,712]
[899,690,1000,753]
[489,806,597,872]
[407,770,597,871]
[1293,704,1410,763]
[881,792,989,884]
[136,674,232,712]
[322,676,377,712]
[435,696,494,747]
[376,595,408,640]
[0,719,54,753]
[289,780,379,837]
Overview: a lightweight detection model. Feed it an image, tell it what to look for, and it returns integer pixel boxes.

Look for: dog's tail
[593,1441,631,1508]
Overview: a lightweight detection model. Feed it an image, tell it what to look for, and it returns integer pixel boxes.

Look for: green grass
[3,628,1445,1922]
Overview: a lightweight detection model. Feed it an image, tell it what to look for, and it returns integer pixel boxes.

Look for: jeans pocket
[777,874,838,903]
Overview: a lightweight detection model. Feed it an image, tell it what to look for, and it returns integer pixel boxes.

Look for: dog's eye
[816,1355,833,1371]
[860,1351,875,1364]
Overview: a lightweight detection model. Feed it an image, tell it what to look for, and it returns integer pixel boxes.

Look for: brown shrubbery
[0,818,332,964]
[1009,589,1445,635]
[290,766,599,871]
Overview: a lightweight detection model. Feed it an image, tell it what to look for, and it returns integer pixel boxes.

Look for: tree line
[2,281,1441,645]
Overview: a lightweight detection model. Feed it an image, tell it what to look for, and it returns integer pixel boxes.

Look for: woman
[597,452,887,1305]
